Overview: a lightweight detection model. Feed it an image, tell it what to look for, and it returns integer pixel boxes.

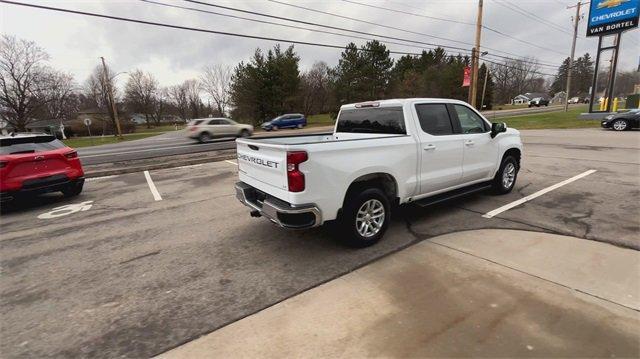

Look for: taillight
[287,151,308,192]
[64,151,77,159]
[189,126,198,131]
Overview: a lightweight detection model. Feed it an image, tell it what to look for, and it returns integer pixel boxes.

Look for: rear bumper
[0,176,84,202]
[235,181,322,229]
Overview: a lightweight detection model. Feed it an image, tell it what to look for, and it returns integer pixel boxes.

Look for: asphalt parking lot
[1,128,639,358]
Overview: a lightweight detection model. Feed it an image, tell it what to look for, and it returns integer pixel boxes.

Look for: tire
[297,124,303,129]
[198,132,211,143]
[62,182,83,198]
[272,125,278,131]
[338,187,390,248]
[492,155,519,194]
[612,119,628,131]
[239,129,251,138]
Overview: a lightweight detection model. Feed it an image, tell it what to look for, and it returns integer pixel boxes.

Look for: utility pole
[470,0,484,108]
[564,1,582,112]
[100,57,122,138]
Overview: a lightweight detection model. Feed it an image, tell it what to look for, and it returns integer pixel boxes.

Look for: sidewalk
[159,229,640,358]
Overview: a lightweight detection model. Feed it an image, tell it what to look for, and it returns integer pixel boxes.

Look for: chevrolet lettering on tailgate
[238,153,279,169]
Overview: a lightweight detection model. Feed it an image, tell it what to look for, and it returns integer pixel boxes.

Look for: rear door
[236,140,289,191]
[413,103,465,194]
[451,104,499,183]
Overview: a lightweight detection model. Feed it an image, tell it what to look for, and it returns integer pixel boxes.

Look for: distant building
[130,113,184,124]
[511,92,548,104]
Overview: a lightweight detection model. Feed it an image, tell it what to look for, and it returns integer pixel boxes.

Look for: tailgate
[236,140,288,191]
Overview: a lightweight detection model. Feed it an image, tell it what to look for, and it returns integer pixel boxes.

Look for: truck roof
[340,98,470,110]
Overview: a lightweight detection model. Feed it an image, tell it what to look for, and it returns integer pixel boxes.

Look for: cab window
[415,104,454,136]
[453,105,488,134]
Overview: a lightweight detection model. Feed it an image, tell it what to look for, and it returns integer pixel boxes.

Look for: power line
[147,0,558,69]
[494,0,580,38]
[333,0,567,57]
[341,0,475,26]
[141,0,445,53]
[0,0,557,78]
[264,0,560,66]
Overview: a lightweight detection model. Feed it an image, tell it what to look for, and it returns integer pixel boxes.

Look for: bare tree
[153,87,169,125]
[183,79,203,118]
[201,64,232,116]
[299,61,330,115]
[491,58,543,104]
[0,35,52,131]
[168,83,189,121]
[42,71,79,124]
[124,69,158,128]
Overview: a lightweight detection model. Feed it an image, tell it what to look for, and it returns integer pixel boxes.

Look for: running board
[413,182,492,207]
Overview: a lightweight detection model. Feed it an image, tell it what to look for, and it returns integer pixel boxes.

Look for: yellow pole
[613,98,619,112]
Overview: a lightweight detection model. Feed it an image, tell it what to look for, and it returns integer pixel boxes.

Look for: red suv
[0,133,84,202]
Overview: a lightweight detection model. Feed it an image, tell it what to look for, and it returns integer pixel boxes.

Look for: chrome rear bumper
[235,182,322,229]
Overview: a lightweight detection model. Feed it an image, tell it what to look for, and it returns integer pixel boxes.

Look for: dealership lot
[1,128,639,357]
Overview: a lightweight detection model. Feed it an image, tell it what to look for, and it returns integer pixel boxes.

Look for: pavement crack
[119,250,161,264]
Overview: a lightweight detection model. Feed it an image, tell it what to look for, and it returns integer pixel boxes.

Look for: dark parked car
[0,133,84,202]
[601,109,640,131]
[528,97,549,107]
[261,113,307,131]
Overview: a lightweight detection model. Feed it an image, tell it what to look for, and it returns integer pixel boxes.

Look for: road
[78,104,580,166]
[1,128,638,358]
[77,126,330,166]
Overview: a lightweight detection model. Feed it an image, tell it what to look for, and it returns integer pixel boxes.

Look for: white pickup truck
[235,98,523,247]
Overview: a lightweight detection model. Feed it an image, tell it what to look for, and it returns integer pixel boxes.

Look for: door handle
[464,140,475,146]
[423,144,436,151]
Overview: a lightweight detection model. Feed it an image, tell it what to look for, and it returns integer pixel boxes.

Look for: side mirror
[491,122,507,138]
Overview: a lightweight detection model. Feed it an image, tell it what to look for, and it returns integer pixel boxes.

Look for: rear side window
[0,136,66,154]
[415,104,454,135]
[336,107,406,134]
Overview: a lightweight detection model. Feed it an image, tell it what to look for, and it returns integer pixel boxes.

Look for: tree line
[2,34,638,134]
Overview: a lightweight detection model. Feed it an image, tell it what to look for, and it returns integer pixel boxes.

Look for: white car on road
[234,99,523,247]
[188,118,253,143]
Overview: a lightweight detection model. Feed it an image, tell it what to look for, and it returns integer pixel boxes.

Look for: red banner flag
[462,66,471,87]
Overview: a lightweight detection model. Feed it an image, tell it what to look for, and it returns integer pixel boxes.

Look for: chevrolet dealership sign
[587,0,639,36]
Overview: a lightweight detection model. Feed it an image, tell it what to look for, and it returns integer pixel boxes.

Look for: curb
[84,153,237,178]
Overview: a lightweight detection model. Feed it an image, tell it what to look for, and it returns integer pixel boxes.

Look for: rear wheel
[339,187,390,248]
[612,119,628,131]
[62,182,83,198]
[198,132,211,143]
[239,129,250,138]
[492,156,518,194]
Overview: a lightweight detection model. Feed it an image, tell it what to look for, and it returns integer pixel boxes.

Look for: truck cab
[235,99,523,247]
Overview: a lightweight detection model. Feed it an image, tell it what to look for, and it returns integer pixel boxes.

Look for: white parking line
[143,170,163,201]
[482,169,597,219]
[225,160,238,165]
[85,175,118,181]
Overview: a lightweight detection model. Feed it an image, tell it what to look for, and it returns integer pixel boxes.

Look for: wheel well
[343,173,398,207]
[503,148,521,167]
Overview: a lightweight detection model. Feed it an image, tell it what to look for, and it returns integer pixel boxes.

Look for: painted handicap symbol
[37,201,94,219]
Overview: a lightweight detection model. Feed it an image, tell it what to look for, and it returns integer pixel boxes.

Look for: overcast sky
[1,0,638,90]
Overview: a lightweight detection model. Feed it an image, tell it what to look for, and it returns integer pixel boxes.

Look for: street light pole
[481,65,489,110]
[564,1,583,112]
[100,57,123,138]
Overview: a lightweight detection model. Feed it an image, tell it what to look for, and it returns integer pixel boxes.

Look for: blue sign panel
[587,0,639,36]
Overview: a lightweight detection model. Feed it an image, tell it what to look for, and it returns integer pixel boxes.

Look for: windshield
[0,136,67,155]
[336,107,406,134]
